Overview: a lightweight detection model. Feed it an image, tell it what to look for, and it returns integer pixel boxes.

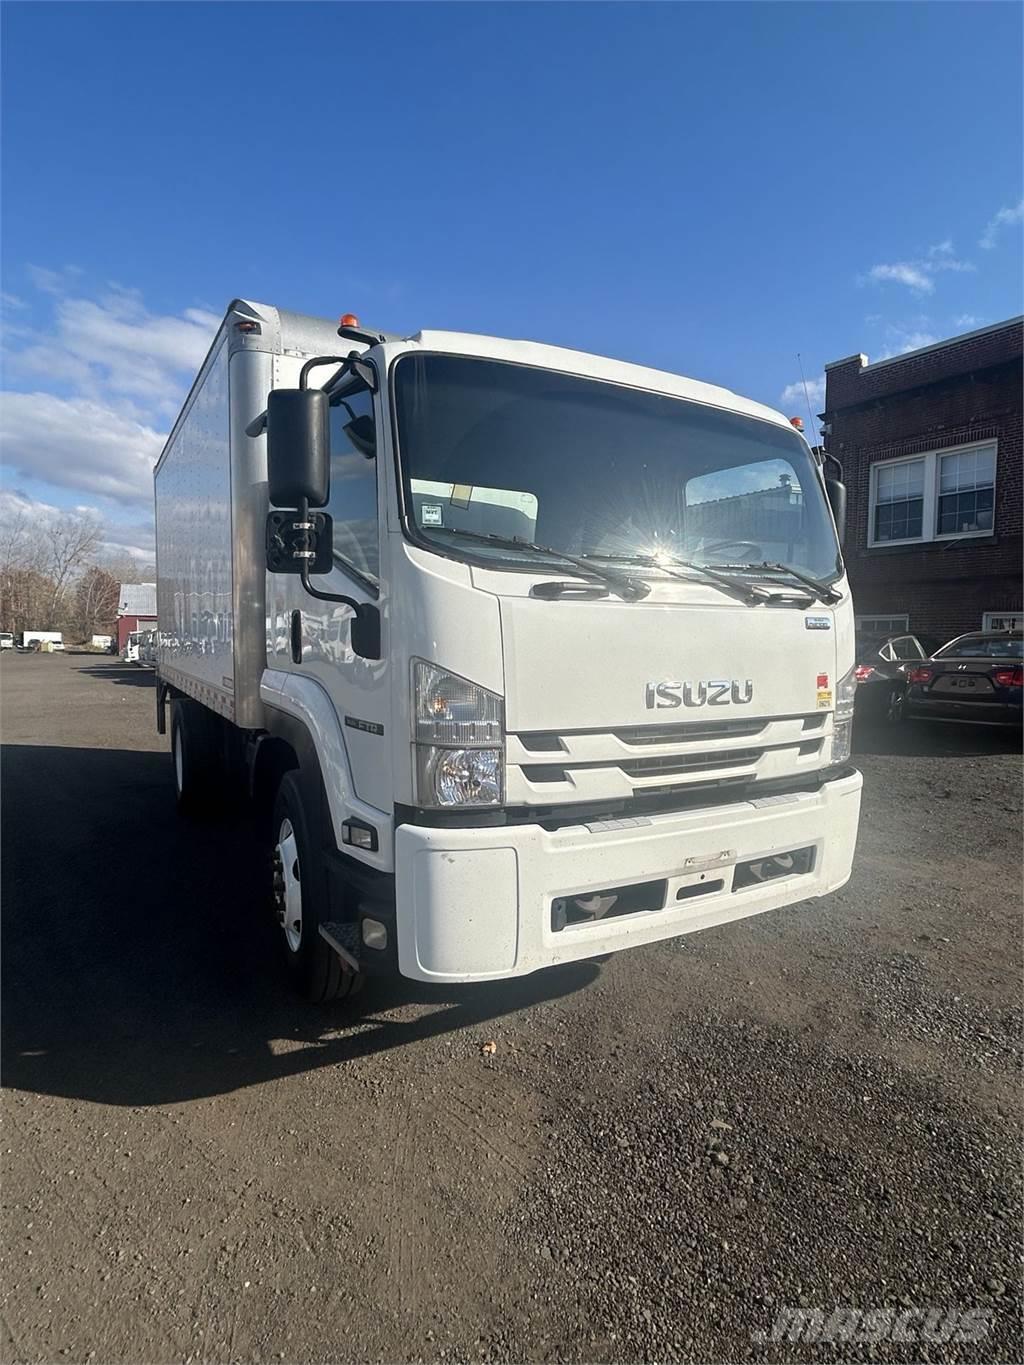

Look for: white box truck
[154,299,861,1001]
[21,631,64,651]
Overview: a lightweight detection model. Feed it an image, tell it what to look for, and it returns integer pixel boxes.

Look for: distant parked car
[0,632,13,650]
[897,631,1023,727]
[853,631,941,720]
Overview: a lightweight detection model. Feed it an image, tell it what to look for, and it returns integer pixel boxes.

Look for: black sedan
[853,632,941,720]
[897,631,1023,726]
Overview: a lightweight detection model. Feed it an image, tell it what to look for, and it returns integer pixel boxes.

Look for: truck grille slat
[613,718,767,745]
[620,747,762,778]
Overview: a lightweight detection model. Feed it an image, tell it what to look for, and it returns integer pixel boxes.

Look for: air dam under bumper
[394,769,862,982]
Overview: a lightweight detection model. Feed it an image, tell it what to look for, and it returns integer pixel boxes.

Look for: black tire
[170,699,226,816]
[885,687,906,725]
[270,771,362,1003]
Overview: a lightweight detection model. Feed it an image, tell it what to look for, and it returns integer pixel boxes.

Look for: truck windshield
[393,355,842,583]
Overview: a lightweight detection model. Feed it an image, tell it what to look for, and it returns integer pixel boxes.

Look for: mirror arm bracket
[299,352,379,394]
[292,498,382,658]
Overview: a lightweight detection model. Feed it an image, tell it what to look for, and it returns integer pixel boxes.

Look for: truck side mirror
[266,389,330,508]
[825,477,847,545]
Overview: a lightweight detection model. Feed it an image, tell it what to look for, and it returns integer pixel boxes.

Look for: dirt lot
[2,652,1020,1364]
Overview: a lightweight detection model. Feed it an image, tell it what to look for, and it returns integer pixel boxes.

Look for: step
[318,920,362,972]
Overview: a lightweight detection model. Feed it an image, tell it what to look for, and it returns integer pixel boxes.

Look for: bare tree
[72,566,121,642]
[43,512,104,627]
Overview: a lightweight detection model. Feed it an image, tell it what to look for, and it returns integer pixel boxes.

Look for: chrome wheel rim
[273,818,302,953]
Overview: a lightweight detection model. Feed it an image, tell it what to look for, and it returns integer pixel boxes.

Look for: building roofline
[823,353,868,372]
[825,316,1023,376]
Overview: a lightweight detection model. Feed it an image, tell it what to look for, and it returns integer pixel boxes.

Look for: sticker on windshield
[421,503,444,527]
[805,615,831,630]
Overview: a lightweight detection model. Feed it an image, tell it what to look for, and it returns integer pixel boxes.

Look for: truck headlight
[417,745,503,807]
[832,664,856,763]
[413,661,504,807]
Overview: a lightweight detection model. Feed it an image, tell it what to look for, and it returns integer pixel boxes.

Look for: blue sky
[2,1,1021,560]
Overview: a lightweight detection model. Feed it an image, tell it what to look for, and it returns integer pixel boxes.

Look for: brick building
[822,317,1022,642]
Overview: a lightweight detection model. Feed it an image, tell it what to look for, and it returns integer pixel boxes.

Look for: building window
[856,613,910,635]
[982,611,1021,632]
[937,447,995,536]
[873,459,924,542]
[867,441,997,548]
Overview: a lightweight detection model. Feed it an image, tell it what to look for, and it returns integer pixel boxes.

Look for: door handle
[290,609,302,664]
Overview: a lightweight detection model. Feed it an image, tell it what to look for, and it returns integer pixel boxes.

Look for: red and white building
[116,582,157,652]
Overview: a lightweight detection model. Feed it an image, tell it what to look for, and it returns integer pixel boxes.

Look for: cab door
[266,374,392,814]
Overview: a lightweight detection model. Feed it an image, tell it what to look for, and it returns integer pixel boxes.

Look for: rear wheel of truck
[171,699,225,816]
[270,772,363,1003]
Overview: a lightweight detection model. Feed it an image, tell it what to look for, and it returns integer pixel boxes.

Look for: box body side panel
[155,334,235,718]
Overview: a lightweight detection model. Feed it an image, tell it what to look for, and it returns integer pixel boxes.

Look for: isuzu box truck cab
[154,300,861,1000]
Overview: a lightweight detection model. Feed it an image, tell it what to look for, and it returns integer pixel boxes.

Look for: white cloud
[7,290,218,409]
[979,199,1024,250]
[865,263,935,294]
[1,292,28,311]
[862,241,974,294]
[780,376,825,410]
[954,313,985,330]
[0,390,165,503]
[874,329,940,362]
[1,275,221,516]
[0,488,61,522]
[26,264,81,296]
[924,241,974,273]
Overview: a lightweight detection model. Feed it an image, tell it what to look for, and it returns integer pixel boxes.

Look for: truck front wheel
[270,772,362,1003]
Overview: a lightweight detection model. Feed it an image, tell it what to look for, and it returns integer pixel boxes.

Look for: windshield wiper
[428,527,650,601]
[708,561,842,605]
[582,551,771,606]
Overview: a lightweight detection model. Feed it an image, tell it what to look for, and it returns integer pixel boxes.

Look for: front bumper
[394,768,863,982]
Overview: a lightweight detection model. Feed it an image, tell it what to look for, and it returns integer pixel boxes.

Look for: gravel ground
[1,652,1020,1364]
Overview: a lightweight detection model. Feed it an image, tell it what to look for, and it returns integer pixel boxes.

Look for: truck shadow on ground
[1,743,597,1108]
[854,716,1020,759]
[73,662,156,688]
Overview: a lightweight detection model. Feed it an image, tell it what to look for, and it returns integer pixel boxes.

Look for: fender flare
[260,669,392,872]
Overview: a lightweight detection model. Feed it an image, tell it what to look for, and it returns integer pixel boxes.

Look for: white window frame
[982,611,1021,632]
[867,439,997,548]
[856,613,910,635]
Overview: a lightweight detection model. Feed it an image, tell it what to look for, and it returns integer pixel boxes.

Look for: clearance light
[339,313,360,328]
[789,416,804,431]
